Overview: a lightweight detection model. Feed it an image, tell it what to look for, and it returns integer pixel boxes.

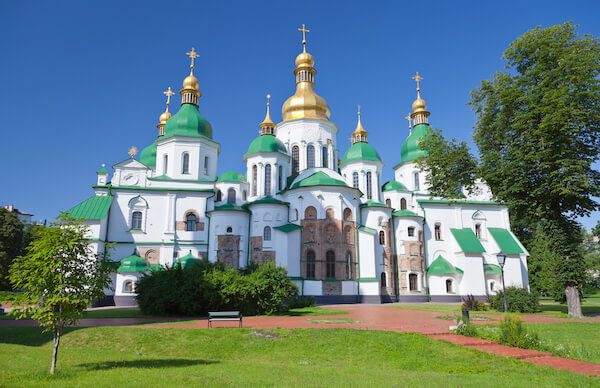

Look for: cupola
[409,72,430,125]
[259,94,276,135]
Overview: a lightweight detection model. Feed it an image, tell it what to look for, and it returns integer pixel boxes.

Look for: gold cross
[405,114,412,129]
[266,93,271,107]
[128,146,138,158]
[186,47,199,69]
[357,104,361,118]
[163,87,174,107]
[298,24,310,48]
[412,72,423,91]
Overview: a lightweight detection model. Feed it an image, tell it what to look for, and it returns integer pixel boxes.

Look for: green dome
[400,123,430,162]
[340,142,382,165]
[176,251,202,269]
[139,141,157,167]
[382,180,408,192]
[117,252,149,272]
[163,103,213,139]
[217,171,247,183]
[245,134,287,157]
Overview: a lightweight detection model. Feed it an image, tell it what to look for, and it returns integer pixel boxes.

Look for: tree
[0,208,24,290]
[419,22,600,317]
[8,214,112,374]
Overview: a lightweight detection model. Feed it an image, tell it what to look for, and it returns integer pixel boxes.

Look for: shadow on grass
[0,326,81,347]
[538,304,600,317]
[78,358,218,370]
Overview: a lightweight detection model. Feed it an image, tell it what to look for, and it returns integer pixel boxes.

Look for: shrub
[453,316,479,337]
[461,294,488,311]
[499,314,540,349]
[289,295,315,309]
[488,286,539,313]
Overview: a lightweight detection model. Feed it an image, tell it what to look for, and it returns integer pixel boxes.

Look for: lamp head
[497,251,506,267]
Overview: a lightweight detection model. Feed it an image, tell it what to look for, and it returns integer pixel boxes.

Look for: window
[186,213,197,231]
[182,153,189,174]
[163,155,168,175]
[322,147,328,168]
[414,172,420,190]
[408,227,415,237]
[123,280,134,293]
[346,251,352,279]
[263,226,271,241]
[349,172,358,190]
[400,198,407,210]
[343,208,352,221]
[490,281,495,292]
[304,206,317,219]
[292,146,299,175]
[475,223,482,239]
[366,172,372,199]
[409,273,418,291]
[434,223,442,240]
[326,250,335,278]
[306,250,316,278]
[204,156,209,175]
[326,208,335,219]
[379,231,385,245]
[385,199,391,207]
[264,164,271,196]
[132,211,143,229]
[278,165,283,191]
[381,272,387,288]
[306,145,315,169]
[252,165,257,196]
[446,279,453,293]
[344,226,352,243]
[242,190,247,201]
[216,190,222,202]
[294,209,299,220]
[227,188,236,204]
[226,226,233,233]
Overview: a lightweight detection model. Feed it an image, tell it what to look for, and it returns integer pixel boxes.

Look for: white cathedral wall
[394,162,428,193]
[245,154,288,200]
[382,190,416,212]
[357,230,376,279]
[156,136,219,180]
[393,217,422,254]
[214,182,248,206]
[455,255,487,295]
[284,185,360,223]
[340,160,383,202]
[208,211,249,266]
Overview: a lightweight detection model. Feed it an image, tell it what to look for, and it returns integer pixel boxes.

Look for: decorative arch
[306,250,316,278]
[263,226,271,241]
[186,212,198,231]
[400,198,407,210]
[307,145,315,168]
[343,207,352,221]
[385,198,391,207]
[292,146,300,175]
[326,250,335,278]
[325,208,335,219]
[227,188,236,204]
[182,152,190,174]
[304,206,317,220]
[216,190,222,202]
[379,230,385,245]
[344,226,352,243]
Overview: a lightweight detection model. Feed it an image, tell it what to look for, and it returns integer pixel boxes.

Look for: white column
[373,172,380,202]
[300,142,307,172]
[328,144,334,170]
[164,193,176,234]
[258,164,264,197]
[317,143,323,167]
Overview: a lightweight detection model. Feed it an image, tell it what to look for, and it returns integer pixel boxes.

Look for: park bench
[208,311,242,328]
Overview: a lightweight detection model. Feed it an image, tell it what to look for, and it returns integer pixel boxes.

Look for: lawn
[0,327,597,387]
[527,322,600,364]
[392,303,600,317]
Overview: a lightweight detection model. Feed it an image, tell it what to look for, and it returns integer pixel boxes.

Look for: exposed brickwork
[175,220,205,231]
[250,236,275,264]
[217,234,240,268]
[138,247,160,265]
[322,281,342,295]
[397,239,425,295]
[381,220,396,298]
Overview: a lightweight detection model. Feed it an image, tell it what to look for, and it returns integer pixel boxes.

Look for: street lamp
[497,251,508,312]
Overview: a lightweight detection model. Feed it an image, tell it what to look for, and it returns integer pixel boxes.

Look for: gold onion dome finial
[351,105,368,143]
[157,87,174,136]
[281,24,331,121]
[259,94,275,135]
[410,72,430,125]
[180,48,201,105]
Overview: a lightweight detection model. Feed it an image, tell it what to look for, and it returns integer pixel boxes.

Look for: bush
[488,287,539,313]
[461,294,488,311]
[136,260,298,316]
[453,316,479,337]
[289,295,315,309]
[499,314,540,349]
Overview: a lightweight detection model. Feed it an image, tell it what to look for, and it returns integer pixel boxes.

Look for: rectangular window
[408,227,415,237]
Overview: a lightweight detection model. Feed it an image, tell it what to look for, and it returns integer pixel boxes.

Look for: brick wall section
[138,247,160,265]
[217,234,240,268]
[381,220,396,296]
[175,221,205,231]
[397,239,425,294]
[250,236,275,264]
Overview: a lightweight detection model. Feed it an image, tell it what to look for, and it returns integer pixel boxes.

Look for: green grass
[0,327,597,387]
[392,303,600,317]
[527,322,600,364]
[308,318,357,324]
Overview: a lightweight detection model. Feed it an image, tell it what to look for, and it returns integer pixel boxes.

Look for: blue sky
[1,0,598,229]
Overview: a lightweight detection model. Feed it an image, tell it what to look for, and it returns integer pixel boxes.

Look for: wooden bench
[208,311,242,328]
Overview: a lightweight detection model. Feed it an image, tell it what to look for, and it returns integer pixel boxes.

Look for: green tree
[419,22,600,317]
[9,214,113,374]
[0,208,24,290]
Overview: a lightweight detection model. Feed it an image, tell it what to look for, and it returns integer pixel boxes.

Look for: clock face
[123,174,138,185]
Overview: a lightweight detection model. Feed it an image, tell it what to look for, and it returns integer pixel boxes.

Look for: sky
[1,0,599,229]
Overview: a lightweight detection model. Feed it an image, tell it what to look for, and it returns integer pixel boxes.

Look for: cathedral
[68,27,530,306]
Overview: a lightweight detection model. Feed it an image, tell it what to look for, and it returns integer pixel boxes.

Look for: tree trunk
[565,284,583,318]
[50,327,60,375]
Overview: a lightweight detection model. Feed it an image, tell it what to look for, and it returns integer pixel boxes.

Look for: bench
[208,311,242,328]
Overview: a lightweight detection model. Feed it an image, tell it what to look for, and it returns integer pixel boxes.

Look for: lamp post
[497,251,508,312]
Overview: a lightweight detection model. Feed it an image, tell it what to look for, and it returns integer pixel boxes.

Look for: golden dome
[260,95,275,129]
[295,51,314,68]
[412,95,427,113]
[159,110,172,124]
[183,72,199,90]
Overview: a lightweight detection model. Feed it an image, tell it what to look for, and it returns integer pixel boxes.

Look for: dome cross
[128,146,138,158]
[186,47,199,70]
[412,72,423,92]
[163,87,174,108]
[298,24,310,51]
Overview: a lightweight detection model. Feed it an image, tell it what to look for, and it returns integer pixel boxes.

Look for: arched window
[475,223,482,239]
[226,226,233,233]
[304,206,317,219]
[242,190,247,201]
[385,199,391,207]
[489,281,495,292]
[326,250,335,278]
[294,209,299,220]
[132,211,143,229]
[414,172,420,190]
[216,190,222,202]
[227,188,236,204]
[352,172,359,189]
[252,165,257,196]
[400,198,407,210]
[278,165,283,191]
[434,223,442,240]
[344,226,352,243]
[408,226,415,237]
[292,146,299,175]
[264,164,271,196]
[366,172,372,199]
[306,145,315,169]
[123,280,134,293]
[379,230,385,245]
[446,279,453,293]
[306,250,316,278]
[409,273,418,291]
[346,251,352,279]
[163,155,168,175]
[381,272,387,288]
[322,147,328,168]
[343,208,352,221]
[182,153,190,174]
[263,226,271,241]
[204,156,209,175]
[326,208,335,219]
[186,213,197,231]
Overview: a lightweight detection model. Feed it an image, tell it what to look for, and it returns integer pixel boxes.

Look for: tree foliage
[8,214,113,374]
[0,208,24,290]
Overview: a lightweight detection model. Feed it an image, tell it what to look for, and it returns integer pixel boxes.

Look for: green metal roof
[418,199,500,206]
[340,141,382,165]
[359,200,389,208]
[148,175,214,183]
[400,123,430,162]
[176,251,202,268]
[67,195,113,220]
[392,209,422,218]
[291,171,349,189]
[483,263,502,274]
[450,228,486,253]
[274,223,303,233]
[245,134,287,158]
[96,167,108,174]
[117,252,149,272]
[382,180,408,192]
[488,228,524,254]
[140,141,157,167]
[150,264,165,271]
[357,225,377,235]
[427,255,464,275]
[243,196,289,207]
[217,171,247,183]
[163,103,213,139]
[210,204,251,213]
